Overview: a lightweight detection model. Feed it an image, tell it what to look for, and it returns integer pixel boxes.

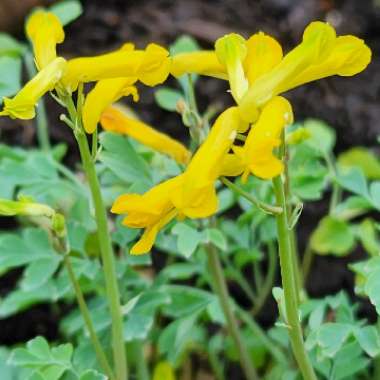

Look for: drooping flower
[170,22,371,122]
[82,77,139,134]
[62,43,171,92]
[0,57,67,119]
[100,105,191,164]
[111,106,245,254]
[26,9,65,69]
[171,106,245,218]
[220,96,293,182]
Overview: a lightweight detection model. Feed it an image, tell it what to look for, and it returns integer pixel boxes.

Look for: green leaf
[0,56,22,99]
[356,218,380,256]
[354,326,380,357]
[370,181,380,210]
[0,228,61,287]
[170,35,200,56]
[0,33,25,56]
[304,119,336,153]
[338,147,380,179]
[172,223,203,258]
[310,217,355,256]
[158,313,203,365]
[161,285,214,318]
[49,0,83,26]
[337,167,369,198]
[10,337,73,380]
[154,87,183,112]
[203,228,227,251]
[317,323,353,357]
[98,132,152,186]
[304,119,336,154]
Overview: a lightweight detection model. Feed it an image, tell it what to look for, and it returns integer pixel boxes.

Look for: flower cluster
[1,10,371,254]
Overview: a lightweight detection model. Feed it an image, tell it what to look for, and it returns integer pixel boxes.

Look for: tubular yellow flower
[62,43,171,92]
[100,106,191,164]
[111,176,183,254]
[239,22,371,121]
[0,57,67,119]
[220,96,293,181]
[170,51,227,79]
[171,106,245,218]
[82,78,139,134]
[215,33,248,102]
[26,10,65,69]
[112,107,245,254]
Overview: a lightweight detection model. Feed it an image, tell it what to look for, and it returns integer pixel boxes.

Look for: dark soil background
[0,0,380,367]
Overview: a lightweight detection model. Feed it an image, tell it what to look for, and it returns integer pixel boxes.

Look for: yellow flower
[221,96,293,182]
[62,43,171,92]
[111,107,245,254]
[171,106,245,218]
[171,51,227,79]
[0,57,67,119]
[169,22,371,122]
[111,176,182,254]
[26,10,65,69]
[82,78,139,134]
[100,105,191,164]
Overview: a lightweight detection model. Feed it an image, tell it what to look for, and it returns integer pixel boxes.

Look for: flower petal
[101,106,191,164]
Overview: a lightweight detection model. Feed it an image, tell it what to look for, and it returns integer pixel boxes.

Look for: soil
[0,0,379,374]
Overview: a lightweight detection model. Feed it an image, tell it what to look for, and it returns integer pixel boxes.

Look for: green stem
[207,347,226,380]
[206,242,259,380]
[24,51,51,151]
[272,175,317,380]
[61,95,128,380]
[252,241,277,316]
[282,136,302,302]
[63,254,116,380]
[221,177,282,215]
[237,306,288,366]
[133,341,149,380]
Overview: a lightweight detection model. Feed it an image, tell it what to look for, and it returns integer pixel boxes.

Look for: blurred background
[0,0,379,346]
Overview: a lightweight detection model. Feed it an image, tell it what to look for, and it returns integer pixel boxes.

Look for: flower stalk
[272,174,317,380]
[61,93,128,380]
[206,239,259,380]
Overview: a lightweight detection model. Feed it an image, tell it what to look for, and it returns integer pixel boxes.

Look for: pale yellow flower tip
[244,32,283,84]
[82,77,139,134]
[0,57,66,120]
[215,33,248,102]
[301,21,336,63]
[100,106,191,164]
[26,10,65,69]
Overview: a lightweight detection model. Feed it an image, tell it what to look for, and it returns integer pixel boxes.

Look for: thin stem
[61,94,128,380]
[272,175,317,380]
[24,51,51,151]
[282,134,302,302]
[221,177,283,215]
[252,241,277,316]
[323,152,341,214]
[133,341,149,380]
[206,242,259,380]
[237,306,288,366]
[63,254,116,380]
[207,347,226,380]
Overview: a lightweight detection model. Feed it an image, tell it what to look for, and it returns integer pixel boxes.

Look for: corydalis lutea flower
[170,21,371,122]
[100,105,191,165]
[111,107,245,254]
